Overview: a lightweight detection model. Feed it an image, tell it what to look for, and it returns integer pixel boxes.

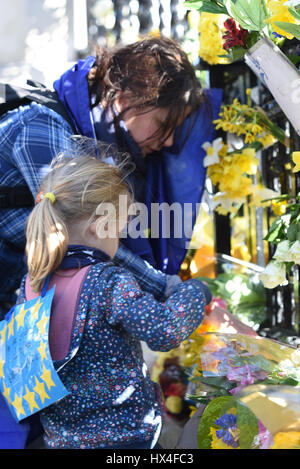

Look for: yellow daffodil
[213,99,281,148]
[250,123,264,135]
[265,0,298,39]
[257,133,277,148]
[272,200,287,216]
[292,151,300,173]
[245,133,256,144]
[235,149,259,175]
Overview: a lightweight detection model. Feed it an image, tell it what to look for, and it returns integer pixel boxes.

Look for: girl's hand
[202,304,258,337]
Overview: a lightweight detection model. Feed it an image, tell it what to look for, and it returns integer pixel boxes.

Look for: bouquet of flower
[212,96,287,146]
[184,0,300,61]
[258,172,300,289]
[184,332,300,448]
[202,135,284,215]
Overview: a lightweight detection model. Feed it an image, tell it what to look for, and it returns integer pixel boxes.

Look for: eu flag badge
[0,285,69,421]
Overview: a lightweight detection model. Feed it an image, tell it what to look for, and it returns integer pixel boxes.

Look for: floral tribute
[184,0,300,61]
[258,173,300,289]
[184,331,300,449]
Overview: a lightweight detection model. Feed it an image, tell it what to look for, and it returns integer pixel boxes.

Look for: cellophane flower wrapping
[185,333,300,449]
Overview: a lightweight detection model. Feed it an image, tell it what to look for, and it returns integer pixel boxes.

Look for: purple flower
[226,364,268,395]
[215,413,239,448]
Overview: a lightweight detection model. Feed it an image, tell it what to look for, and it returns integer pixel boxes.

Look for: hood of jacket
[53,56,96,138]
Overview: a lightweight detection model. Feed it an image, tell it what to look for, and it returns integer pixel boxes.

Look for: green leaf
[286,261,295,274]
[287,54,300,66]
[287,223,298,242]
[225,46,247,62]
[236,401,259,449]
[288,7,300,21]
[274,21,300,40]
[224,0,268,31]
[264,218,285,242]
[183,0,229,14]
[194,376,235,390]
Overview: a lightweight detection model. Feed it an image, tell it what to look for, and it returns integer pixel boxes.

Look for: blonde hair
[26,154,133,292]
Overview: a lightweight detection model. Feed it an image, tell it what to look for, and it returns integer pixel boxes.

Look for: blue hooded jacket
[54,57,223,274]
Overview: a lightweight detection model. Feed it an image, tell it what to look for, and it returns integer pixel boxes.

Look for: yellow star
[33,376,50,404]
[7,314,15,339]
[15,303,27,330]
[36,311,48,337]
[30,297,43,321]
[11,393,25,419]
[2,382,11,403]
[37,340,48,362]
[41,364,55,391]
[23,386,40,413]
[0,324,7,343]
[0,358,4,379]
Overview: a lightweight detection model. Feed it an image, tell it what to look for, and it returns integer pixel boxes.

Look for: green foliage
[197,272,267,328]
[264,195,300,245]
[224,0,268,31]
[183,0,229,15]
[236,400,259,448]
[274,21,300,40]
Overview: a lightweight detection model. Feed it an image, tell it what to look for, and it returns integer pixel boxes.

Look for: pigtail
[25,196,69,293]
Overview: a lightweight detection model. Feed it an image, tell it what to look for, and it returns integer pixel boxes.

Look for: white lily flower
[259,260,288,289]
[289,240,300,265]
[273,240,294,263]
[202,138,223,167]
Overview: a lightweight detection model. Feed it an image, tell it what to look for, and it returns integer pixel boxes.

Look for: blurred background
[0,0,190,86]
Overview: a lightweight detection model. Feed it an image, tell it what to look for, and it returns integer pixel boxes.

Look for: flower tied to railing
[258,160,300,289]
[202,94,288,216]
[184,0,300,54]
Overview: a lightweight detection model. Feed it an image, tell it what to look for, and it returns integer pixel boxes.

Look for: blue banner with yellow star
[0,286,69,422]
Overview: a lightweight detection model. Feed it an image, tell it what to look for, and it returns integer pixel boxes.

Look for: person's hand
[202,303,257,337]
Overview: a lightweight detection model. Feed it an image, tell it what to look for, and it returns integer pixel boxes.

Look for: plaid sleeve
[9,103,74,197]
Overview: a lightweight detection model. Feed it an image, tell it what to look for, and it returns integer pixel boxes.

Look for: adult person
[0,36,222,318]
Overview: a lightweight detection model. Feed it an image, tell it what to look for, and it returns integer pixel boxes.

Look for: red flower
[222,18,249,51]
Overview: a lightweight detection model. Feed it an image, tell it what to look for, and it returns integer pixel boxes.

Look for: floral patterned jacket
[18,261,207,449]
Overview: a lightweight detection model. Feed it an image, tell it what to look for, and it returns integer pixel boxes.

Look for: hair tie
[36,191,56,204]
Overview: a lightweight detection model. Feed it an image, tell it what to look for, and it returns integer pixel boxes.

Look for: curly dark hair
[87,36,206,145]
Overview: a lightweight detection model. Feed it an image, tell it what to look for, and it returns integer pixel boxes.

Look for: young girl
[14,154,212,450]
[16,154,254,449]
